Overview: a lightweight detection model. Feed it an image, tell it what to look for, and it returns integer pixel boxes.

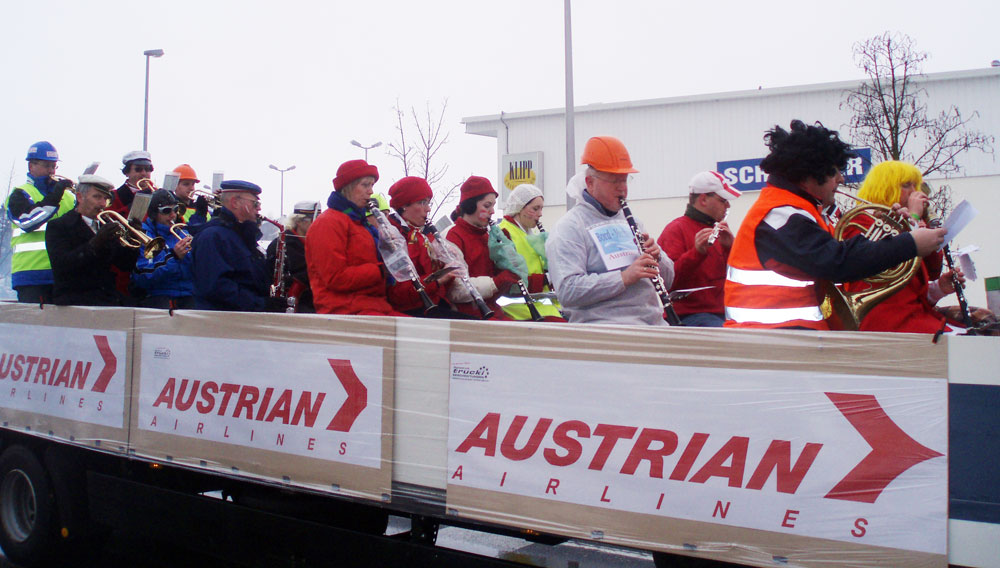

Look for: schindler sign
[717,148,872,191]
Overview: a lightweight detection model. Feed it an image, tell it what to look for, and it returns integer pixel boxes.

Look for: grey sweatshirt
[546,198,674,325]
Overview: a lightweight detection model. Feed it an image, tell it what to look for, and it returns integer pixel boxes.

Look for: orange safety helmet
[172,163,200,182]
[580,136,639,174]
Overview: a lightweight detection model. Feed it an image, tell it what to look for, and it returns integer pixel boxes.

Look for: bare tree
[841,32,993,178]
[387,98,458,221]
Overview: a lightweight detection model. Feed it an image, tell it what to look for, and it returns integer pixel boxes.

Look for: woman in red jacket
[844,161,962,333]
[305,159,407,316]
[445,176,517,320]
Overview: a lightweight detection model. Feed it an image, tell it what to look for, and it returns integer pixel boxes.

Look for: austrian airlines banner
[138,333,383,469]
[447,353,947,556]
[0,323,127,428]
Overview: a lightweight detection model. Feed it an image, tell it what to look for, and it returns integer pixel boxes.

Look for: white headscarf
[505,184,544,214]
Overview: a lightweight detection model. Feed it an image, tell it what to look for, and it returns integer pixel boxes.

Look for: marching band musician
[109,150,155,216]
[444,176,518,320]
[6,141,76,304]
[305,160,408,316]
[169,164,211,230]
[657,171,740,327]
[132,190,195,309]
[45,175,139,306]
[545,136,675,325]
[190,180,282,312]
[844,161,980,333]
[383,176,474,317]
[498,184,564,321]
[265,200,318,313]
[724,120,946,330]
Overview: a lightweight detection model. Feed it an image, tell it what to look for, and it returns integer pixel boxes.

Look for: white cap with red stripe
[689,171,741,201]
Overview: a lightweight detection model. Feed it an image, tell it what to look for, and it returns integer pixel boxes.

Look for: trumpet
[169,223,190,240]
[96,210,166,259]
[192,188,221,207]
[137,178,158,192]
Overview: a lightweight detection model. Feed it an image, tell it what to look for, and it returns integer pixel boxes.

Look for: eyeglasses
[590,172,632,186]
[132,165,154,173]
[236,196,261,209]
[413,199,434,208]
[156,205,179,214]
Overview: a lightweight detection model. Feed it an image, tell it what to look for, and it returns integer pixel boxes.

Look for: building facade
[463,67,1000,307]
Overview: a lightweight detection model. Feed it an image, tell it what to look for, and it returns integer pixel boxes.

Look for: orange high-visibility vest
[724,185,831,330]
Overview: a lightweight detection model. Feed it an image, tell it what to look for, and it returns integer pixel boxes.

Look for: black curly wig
[759,120,855,185]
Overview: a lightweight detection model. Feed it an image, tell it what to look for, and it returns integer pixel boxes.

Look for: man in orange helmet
[169,164,210,230]
[545,136,674,325]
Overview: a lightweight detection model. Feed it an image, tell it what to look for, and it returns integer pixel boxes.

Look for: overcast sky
[2,0,997,218]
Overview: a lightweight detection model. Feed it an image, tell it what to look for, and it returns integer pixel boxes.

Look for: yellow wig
[857,161,923,206]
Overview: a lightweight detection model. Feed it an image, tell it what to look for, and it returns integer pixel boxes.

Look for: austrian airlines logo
[0,334,118,393]
[824,392,943,503]
[453,391,943,504]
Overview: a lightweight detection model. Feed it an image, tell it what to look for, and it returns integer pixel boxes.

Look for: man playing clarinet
[545,136,674,325]
[658,171,740,327]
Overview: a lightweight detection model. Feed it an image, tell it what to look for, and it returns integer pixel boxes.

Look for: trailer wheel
[0,446,56,566]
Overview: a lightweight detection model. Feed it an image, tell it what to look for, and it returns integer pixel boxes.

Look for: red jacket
[387,216,447,312]
[658,210,728,317]
[445,218,518,319]
[306,208,400,315]
[842,216,948,333]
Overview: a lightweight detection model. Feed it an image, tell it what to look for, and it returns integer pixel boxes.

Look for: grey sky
[2,0,997,217]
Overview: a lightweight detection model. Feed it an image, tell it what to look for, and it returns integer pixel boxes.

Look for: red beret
[459,175,497,203]
[388,176,433,209]
[333,159,379,191]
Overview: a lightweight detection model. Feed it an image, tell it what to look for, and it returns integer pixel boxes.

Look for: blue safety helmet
[26,141,59,162]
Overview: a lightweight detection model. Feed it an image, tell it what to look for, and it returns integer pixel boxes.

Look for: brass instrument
[95,210,166,259]
[169,223,190,240]
[827,192,920,330]
[137,178,158,192]
[261,216,296,312]
[192,188,221,208]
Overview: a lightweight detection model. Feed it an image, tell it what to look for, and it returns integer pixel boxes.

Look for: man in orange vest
[724,120,945,330]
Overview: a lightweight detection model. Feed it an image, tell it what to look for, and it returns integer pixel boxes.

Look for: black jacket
[45,210,140,306]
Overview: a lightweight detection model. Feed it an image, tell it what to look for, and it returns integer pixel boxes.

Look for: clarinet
[489,220,544,322]
[618,198,682,326]
[929,216,973,328]
[367,201,436,313]
[421,223,494,318]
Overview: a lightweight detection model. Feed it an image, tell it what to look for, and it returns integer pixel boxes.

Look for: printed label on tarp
[139,334,383,468]
[447,353,947,555]
[0,323,127,428]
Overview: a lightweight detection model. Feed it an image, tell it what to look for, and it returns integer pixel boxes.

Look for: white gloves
[445,276,497,304]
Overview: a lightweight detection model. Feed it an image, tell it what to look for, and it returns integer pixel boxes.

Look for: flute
[618,198,682,326]
[707,211,728,246]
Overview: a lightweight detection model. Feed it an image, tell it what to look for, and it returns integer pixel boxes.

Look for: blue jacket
[190,207,269,311]
[132,218,194,298]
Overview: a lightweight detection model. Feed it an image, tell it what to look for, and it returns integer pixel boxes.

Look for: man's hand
[693,228,713,254]
[907,191,929,221]
[911,227,946,257]
[41,179,74,206]
[716,221,735,248]
[194,196,209,217]
[622,252,660,287]
[640,233,661,261]
[172,236,193,259]
[90,222,120,252]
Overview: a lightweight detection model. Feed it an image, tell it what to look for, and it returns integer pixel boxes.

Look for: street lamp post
[350,139,382,161]
[268,164,296,216]
[142,49,164,152]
